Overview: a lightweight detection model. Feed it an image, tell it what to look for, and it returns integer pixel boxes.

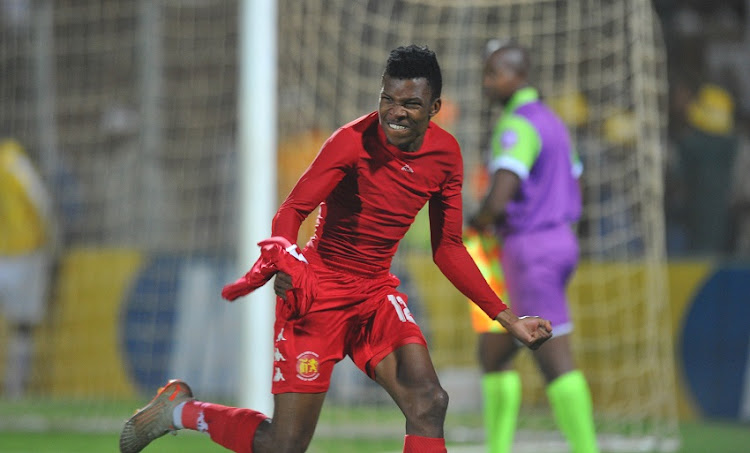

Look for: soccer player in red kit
[119,45,552,453]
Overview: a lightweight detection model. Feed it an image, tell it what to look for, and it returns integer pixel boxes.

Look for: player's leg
[176,387,327,453]
[242,391,327,453]
[344,279,448,452]
[121,292,348,453]
[517,228,578,383]
[374,343,449,452]
[518,226,598,453]
[478,332,521,453]
[465,232,521,453]
[534,334,598,453]
[120,379,326,453]
[251,280,351,452]
[531,332,575,382]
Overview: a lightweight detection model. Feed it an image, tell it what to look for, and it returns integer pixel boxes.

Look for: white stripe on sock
[173,401,187,429]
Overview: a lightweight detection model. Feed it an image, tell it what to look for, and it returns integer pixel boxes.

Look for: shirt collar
[504,86,539,113]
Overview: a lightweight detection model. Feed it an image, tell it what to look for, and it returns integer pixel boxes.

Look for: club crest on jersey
[296,351,320,381]
[401,164,414,173]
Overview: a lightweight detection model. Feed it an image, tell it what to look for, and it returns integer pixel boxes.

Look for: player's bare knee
[431,385,449,417]
[407,383,449,423]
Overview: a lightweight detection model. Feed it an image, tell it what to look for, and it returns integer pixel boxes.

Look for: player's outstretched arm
[495,308,552,350]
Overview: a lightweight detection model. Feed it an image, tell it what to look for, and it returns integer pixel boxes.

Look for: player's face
[483,59,517,104]
[379,75,441,152]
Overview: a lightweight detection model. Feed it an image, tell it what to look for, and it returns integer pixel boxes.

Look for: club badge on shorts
[296,351,320,381]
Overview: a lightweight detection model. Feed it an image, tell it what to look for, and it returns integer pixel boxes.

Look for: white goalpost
[239,0,276,417]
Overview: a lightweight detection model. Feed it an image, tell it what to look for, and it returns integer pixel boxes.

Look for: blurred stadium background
[1,0,749,452]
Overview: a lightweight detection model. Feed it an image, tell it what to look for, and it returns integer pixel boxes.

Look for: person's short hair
[485,40,530,78]
[383,45,442,100]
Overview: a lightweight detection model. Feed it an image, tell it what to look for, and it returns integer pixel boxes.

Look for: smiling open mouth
[388,123,408,130]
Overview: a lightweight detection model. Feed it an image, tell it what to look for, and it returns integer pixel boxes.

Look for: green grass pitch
[0,398,747,452]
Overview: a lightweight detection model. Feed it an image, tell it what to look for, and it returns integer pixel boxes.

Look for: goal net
[0,0,679,451]
[280,1,678,451]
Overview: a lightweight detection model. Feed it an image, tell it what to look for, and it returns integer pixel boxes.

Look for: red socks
[180,402,445,453]
[182,401,268,453]
[403,435,447,453]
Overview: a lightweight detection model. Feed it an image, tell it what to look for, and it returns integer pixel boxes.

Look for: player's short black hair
[383,45,442,100]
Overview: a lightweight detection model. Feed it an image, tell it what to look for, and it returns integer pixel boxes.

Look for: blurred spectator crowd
[655,0,750,258]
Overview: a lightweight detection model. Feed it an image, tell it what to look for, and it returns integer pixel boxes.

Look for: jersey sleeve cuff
[487,155,530,179]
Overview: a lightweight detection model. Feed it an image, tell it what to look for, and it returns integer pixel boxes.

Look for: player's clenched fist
[494,309,552,350]
[513,316,553,350]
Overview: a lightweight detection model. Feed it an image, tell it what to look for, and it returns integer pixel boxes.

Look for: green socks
[481,370,521,453]
[547,370,599,453]
[482,369,599,453]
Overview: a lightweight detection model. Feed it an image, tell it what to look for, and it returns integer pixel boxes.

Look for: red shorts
[270,262,427,394]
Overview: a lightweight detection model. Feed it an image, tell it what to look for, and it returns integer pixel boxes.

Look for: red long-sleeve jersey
[272,112,507,319]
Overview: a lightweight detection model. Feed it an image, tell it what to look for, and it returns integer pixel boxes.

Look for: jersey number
[388,294,416,324]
